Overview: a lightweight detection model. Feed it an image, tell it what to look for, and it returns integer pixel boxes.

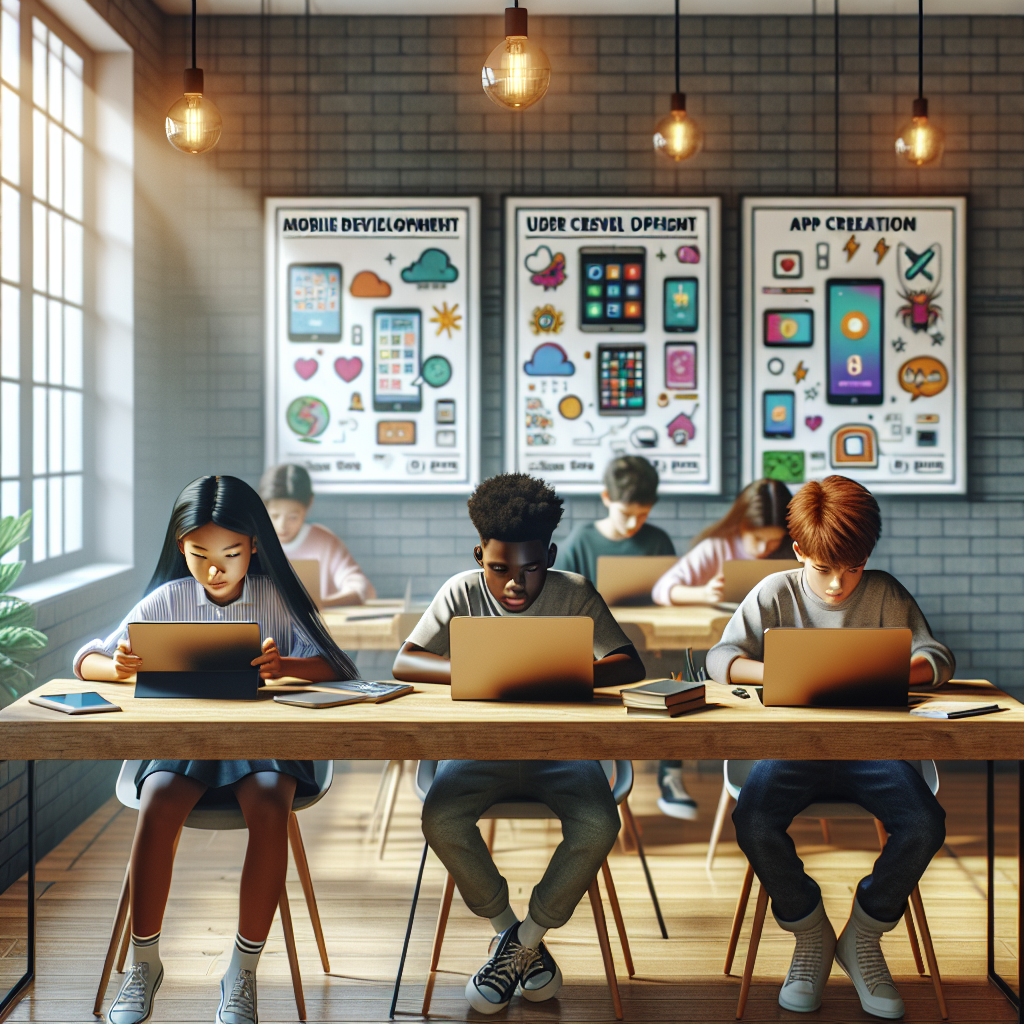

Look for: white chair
[366,758,405,859]
[721,758,948,1021]
[93,760,334,1021]
[390,759,647,1021]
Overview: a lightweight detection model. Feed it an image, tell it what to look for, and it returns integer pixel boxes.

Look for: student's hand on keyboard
[252,637,284,680]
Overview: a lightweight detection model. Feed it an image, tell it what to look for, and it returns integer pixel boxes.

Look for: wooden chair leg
[368,760,397,841]
[909,886,948,1020]
[279,884,306,1021]
[819,819,831,844]
[724,862,754,975]
[115,918,132,973]
[587,877,623,1021]
[601,860,635,978]
[735,882,768,1020]
[377,760,404,860]
[421,872,455,1016]
[288,813,330,973]
[874,819,925,974]
[485,818,497,855]
[622,800,668,939]
[706,782,732,873]
[94,863,131,1015]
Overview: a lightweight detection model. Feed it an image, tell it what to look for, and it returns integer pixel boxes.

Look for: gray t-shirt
[706,568,955,686]
[406,569,632,660]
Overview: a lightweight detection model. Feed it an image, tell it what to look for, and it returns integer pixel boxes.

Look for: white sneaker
[657,765,698,820]
[835,899,905,1020]
[217,968,258,1024]
[107,961,163,1024]
[776,901,836,1013]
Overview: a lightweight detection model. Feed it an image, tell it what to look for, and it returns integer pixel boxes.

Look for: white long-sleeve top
[282,522,376,605]
[651,535,751,605]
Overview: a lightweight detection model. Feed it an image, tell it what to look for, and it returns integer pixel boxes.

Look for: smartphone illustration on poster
[664,278,698,332]
[763,390,795,439]
[597,343,646,415]
[826,279,884,405]
[665,342,697,389]
[764,309,813,347]
[288,263,342,342]
[580,247,646,332]
[373,309,422,413]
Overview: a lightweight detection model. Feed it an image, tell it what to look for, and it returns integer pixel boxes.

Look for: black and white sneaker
[217,968,257,1024]
[657,762,698,820]
[466,924,536,1014]
[519,942,562,1002]
[107,961,163,1024]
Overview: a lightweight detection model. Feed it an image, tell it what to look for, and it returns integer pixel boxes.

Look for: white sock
[130,931,161,969]
[517,914,548,950]
[223,932,265,983]
[489,906,519,934]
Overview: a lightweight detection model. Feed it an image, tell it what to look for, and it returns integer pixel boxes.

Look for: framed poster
[505,197,722,494]
[742,197,966,495]
[265,197,480,494]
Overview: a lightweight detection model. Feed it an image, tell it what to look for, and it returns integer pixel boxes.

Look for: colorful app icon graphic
[831,424,878,468]
[525,245,567,290]
[763,450,805,484]
[899,356,948,401]
[665,279,698,332]
[665,342,697,389]
[773,252,803,278]
[598,343,646,415]
[765,310,813,346]
[579,247,645,332]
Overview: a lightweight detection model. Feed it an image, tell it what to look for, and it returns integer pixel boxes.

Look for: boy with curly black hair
[394,473,644,1016]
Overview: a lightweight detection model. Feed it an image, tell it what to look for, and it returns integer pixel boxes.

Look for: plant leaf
[0,511,32,559]
[0,625,47,656]
[0,561,24,594]
[0,595,34,629]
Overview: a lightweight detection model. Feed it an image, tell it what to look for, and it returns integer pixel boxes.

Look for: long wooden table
[0,677,1021,1020]
[323,603,734,654]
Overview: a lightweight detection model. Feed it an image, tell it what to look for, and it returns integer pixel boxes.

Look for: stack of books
[621,678,706,718]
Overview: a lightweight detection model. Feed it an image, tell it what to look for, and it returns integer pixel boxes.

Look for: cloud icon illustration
[401,248,459,284]
[524,245,555,274]
[350,270,392,298]
[524,343,575,377]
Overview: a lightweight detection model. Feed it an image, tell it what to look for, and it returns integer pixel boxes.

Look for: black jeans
[732,760,945,924]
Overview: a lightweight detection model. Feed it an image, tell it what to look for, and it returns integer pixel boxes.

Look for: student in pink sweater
[259,465,376,607]
[652,479,792,606]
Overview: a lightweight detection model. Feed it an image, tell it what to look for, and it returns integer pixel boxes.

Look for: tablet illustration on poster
[505,197,722,494]
[265,198,480,494]
[741,197,966,495]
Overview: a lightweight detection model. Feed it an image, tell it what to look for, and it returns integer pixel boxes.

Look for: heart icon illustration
[805,415,823,431]
[334,357,363,383]
[294,358,318,380]
[781,259,795,272]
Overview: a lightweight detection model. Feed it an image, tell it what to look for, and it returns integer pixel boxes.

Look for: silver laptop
[762,627,912,707]
[595,555,679,607]
[722,559,802,603]
[290,558,322,606]
[449,616,594,701]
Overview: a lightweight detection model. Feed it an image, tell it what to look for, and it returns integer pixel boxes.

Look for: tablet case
[134,669,261,700]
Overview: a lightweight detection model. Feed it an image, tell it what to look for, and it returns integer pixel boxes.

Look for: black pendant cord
[834,0,839,194]
[674,0,680,94]
[191,0,196,69]
[917,0,924,100]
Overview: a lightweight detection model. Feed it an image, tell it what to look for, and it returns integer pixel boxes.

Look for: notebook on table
[762,627,912,707]
[290,558,322,606]
[128,622,263,700]
[449,616,594,701]
[595,555,679,607]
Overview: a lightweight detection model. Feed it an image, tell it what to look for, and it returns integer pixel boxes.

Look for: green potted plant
[0,511,48,703]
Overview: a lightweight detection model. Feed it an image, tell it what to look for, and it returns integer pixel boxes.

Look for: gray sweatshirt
[706,568,955,687]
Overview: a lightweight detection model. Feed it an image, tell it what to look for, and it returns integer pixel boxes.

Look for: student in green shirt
[555,457,695,819]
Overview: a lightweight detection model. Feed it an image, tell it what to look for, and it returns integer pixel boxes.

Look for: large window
[0,0,89,573]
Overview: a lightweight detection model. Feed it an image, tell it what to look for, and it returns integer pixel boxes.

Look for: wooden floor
[0,763,1018,1023]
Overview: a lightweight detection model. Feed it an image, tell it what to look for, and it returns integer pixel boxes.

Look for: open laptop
[722,559,802,604]
[449,616,594,701]
[762,627,912,707]
[595,555,679,607]
[128,622,263,699]
[290,558,322,606]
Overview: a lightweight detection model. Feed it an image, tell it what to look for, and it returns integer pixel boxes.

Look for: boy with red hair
[707,475,952,1020]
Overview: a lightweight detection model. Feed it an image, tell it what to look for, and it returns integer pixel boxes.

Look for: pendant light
[894,0,942,166]
[481,3,551,111]
[165,0,223,155]
[653,0,701,161]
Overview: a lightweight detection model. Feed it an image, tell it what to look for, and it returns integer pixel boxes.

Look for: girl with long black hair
[75,475,358,1024]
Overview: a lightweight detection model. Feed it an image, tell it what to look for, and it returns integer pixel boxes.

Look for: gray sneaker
[107,961,163,1024]
[217,968,258,1024]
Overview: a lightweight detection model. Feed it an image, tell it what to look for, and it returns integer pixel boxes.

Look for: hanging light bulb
[654,93,702,162]
[481,4,550,111]
[653,0,701,162]
[894,0,942,166]
[166,0,223,155]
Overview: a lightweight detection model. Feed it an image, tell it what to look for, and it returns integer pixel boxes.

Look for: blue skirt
[134,759,318,799]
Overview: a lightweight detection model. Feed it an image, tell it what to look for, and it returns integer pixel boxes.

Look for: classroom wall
[149,12,1024,691]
